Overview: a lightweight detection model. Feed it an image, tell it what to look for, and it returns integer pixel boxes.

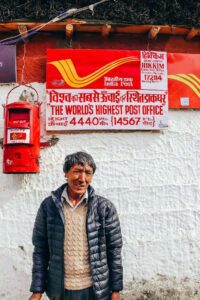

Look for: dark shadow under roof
[0,0,200,27]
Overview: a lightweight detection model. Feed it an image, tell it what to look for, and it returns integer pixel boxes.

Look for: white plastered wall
[0,83,200,299]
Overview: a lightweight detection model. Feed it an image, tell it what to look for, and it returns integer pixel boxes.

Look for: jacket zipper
[86,198,97,300]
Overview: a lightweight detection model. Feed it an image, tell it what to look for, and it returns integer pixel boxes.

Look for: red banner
[46,49,168,130]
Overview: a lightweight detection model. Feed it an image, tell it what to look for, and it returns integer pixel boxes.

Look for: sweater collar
[61,187,88,208]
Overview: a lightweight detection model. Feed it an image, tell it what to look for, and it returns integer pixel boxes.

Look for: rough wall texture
[0,83,200,299]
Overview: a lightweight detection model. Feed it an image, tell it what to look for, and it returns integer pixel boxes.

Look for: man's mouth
[75,182,86,188]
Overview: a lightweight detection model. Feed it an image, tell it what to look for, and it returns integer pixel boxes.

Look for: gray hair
[63,151,96,174]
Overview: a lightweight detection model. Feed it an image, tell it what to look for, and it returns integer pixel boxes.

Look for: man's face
[65,163,94,197]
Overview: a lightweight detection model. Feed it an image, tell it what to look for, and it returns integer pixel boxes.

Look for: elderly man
[29,151,123,300]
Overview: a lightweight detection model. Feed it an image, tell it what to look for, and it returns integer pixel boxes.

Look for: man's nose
[78,171,86,181]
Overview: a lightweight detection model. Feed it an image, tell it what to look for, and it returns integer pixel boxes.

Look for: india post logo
[48,56,139,88]
[168,74,200,97]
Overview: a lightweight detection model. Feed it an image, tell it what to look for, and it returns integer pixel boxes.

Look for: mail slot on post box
[3,86,40,173]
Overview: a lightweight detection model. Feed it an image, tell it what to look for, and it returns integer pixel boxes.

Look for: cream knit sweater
[63,201,93,290]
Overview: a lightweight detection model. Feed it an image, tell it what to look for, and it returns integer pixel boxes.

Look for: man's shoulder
[91,194,119,222]
[39,195,54,211]
[41,195,53,205]
[40,183,66,208]
[92,194,116,210]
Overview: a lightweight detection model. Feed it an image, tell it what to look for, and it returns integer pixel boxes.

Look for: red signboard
[168,53,200,108]
[46,49,168,130]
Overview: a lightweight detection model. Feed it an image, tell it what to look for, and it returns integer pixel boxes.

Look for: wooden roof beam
[101,24,111,37]
[18,24,28,40]
[148,26,161,40]
[65,24,74,39]
[186,27,199,40]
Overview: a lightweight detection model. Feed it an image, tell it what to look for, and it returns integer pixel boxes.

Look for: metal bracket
[0,135,59,149]
[40,135,59,148]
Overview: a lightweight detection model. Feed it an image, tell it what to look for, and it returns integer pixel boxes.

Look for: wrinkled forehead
[70,163,93,171]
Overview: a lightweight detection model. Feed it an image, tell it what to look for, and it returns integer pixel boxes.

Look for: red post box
[3,87,40,173]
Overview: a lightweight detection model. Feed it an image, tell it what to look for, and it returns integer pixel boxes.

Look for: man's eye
[86,172,93,175]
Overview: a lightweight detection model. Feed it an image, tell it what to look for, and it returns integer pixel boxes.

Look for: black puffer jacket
[30,184,123,300]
